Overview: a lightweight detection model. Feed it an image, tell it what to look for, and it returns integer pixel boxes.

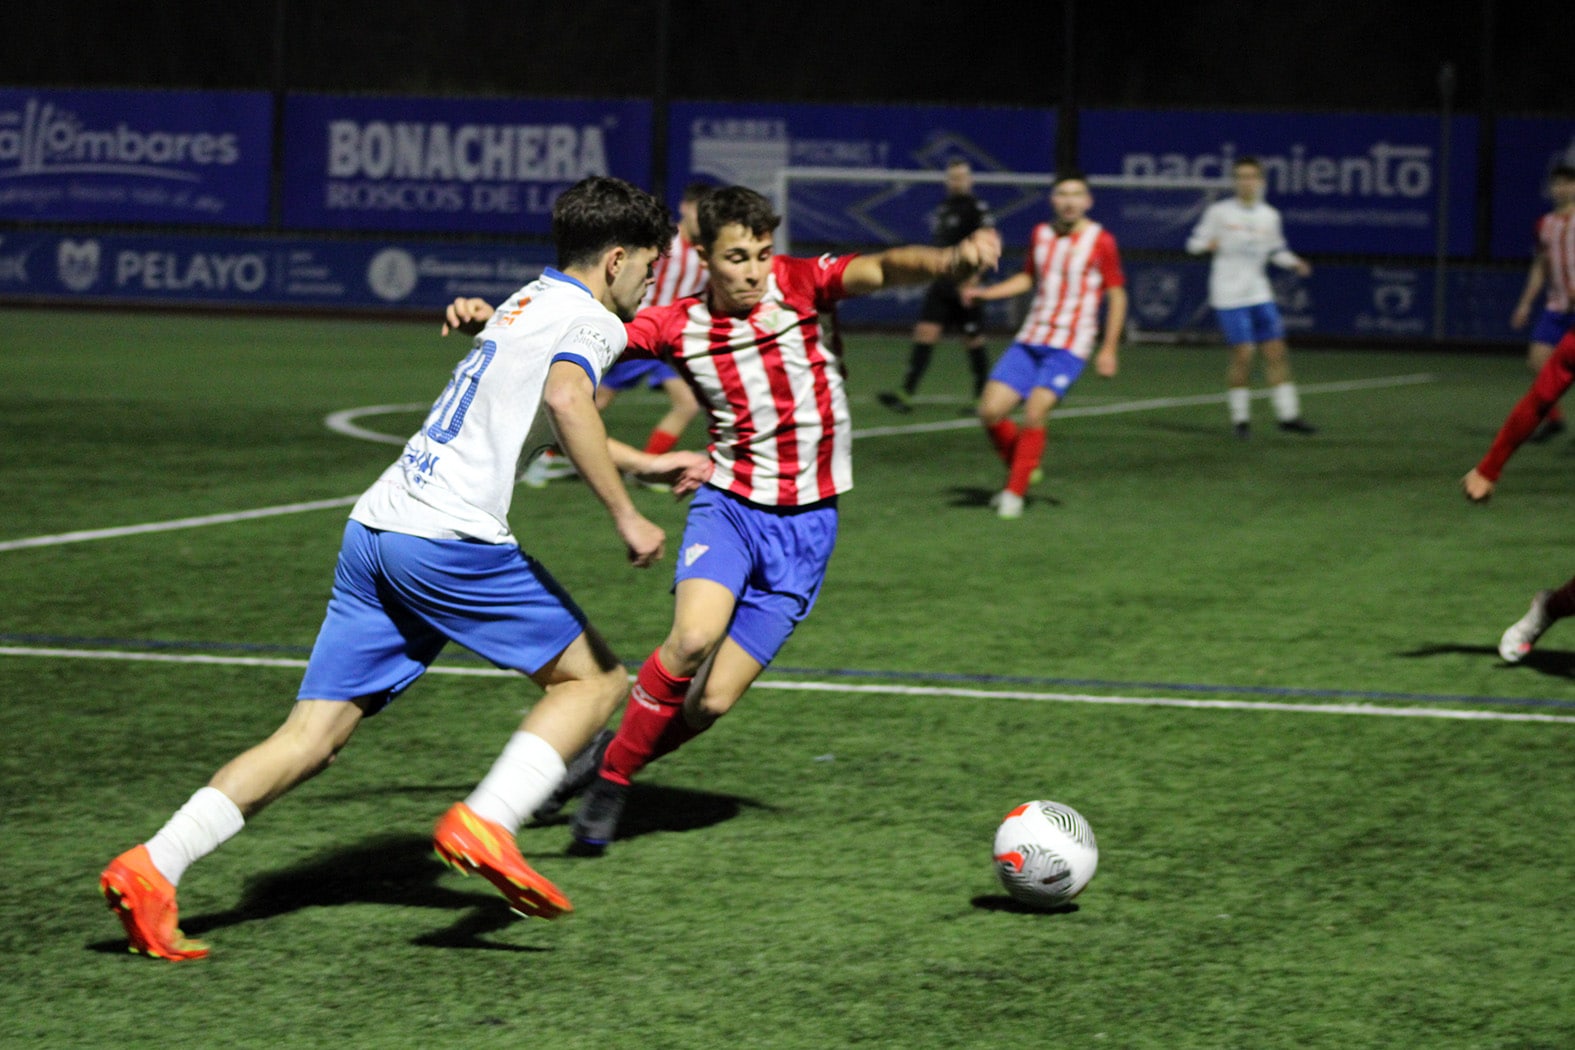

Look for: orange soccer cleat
[99,846,210,961]
[432,803,572,919]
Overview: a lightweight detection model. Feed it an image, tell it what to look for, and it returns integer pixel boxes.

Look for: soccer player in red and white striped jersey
[964,174,1127,518]
[574,185,999,847]
[1509,165,1575,442]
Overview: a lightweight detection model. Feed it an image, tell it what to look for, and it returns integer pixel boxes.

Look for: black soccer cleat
[532,729,613,823]
[568,774,629,856]
[876,390,914,414]
[1233,422,1252,441]
[1278,418,1318,435]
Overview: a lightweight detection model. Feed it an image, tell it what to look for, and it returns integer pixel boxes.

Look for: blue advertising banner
[668,100,1057,247]
[1489,116,1575,260]
[1123,258,1524,344]
[0,88,272,225]
[1079,109,1477,256]
[0,230,552,309]
[282,94,652,234]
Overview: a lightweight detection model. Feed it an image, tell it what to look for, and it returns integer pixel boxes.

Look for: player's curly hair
[697,186,781,251]
[553,176,674,270]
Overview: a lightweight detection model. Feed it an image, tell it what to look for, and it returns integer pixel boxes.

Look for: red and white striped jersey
[641,231,707,309]
[1013,221,1125,357]
[625,253,857,507]
[1535,211,1575,312]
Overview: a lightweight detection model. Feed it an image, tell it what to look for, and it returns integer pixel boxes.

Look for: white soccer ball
[992,800,1098,908]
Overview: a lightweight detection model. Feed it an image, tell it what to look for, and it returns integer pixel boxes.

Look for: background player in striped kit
[1508,165,1575,443]
[98,177,710,960]
[878,158,996,413]
[445,185,1001,851]
[1187,156,1316,440]
[964,173,1127,519]
[522,183,713,488]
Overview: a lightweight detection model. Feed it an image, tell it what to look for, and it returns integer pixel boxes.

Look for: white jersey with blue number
[350,269,625,545]
[1186,197,1303,310]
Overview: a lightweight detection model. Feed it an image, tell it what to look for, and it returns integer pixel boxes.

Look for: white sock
[1272,382,1301,422]
[464,731,566,836]
[144,786,246,886]
[1227,387,1251,425]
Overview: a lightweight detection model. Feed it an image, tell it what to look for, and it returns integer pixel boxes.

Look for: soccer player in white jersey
[523,183,712,488]
[1508,165,1575,443]
[98,177,711,961]
[963,173,1127,519]
[446,185,1000,851]
[1187,156,1316,439]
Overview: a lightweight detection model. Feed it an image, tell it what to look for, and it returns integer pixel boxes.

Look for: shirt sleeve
[1098,233,1126,288]
[1186,204,1218,254]
[778,253,858,310]
[550,317,623,389]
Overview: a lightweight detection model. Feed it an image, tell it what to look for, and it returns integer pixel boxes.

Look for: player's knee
[662,628,721,677]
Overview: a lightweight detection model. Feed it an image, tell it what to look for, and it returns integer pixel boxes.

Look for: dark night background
[3,0,1567,115]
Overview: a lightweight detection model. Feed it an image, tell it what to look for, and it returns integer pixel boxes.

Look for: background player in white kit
[1188,156,1316,439]
[1508,164,1575,443]
[98,177,710,961]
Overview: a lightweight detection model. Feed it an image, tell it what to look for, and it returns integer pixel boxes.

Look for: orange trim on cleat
[432,803,572,920]
[99,845,210,961]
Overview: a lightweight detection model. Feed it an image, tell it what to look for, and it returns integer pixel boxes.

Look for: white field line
[0,373,1438,552]
[849,373,1438,439]
[1,645,1569,726]
[0,497,362,552]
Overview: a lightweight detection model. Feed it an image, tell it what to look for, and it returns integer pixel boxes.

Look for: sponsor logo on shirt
[683,543,709,567]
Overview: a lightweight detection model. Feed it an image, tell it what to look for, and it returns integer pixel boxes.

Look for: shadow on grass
[533,782,767,847]
[970,894,1080,916]
[1398,643,1575,677]
[945,486,1061,510]
[90,784,760,957]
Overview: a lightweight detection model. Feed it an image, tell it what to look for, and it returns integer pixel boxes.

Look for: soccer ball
[992,800,1098,908]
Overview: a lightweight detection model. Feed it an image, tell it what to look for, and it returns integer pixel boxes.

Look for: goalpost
[772,166,1232,341]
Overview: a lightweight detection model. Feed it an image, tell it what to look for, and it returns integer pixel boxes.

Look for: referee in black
[879,158,995,413]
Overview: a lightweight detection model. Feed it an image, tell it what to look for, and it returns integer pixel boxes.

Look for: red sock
[1548,403,1565,425]
[601,649,703,785]
[643,429,679,455]
[1006,427,1046,496]
[986,420,1020,464]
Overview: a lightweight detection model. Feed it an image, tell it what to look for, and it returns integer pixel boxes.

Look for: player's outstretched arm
[544,362,665,567]
[607,439,714,499]
[841,228,1002,297]
[442,297,495,336]
[963,271,1034,305]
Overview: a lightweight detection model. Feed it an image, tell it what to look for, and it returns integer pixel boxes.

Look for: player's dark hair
[682,182,715,203]
[1550,165,1575,183]
[1234,156,1264,173]
[697,185,781,250]
[552,176,674,270]
[1052,171,1089,190]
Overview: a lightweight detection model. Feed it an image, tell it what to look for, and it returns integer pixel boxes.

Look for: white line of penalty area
[1,646,1568,726]
[0,372,1436,554]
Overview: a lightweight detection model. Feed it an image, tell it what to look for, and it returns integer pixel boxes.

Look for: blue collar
[543,267,593,296]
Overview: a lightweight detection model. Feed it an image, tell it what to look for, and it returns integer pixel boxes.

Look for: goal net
[771,166,1231,339]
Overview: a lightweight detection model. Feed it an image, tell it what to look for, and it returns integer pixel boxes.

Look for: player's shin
[602,649,706,784]
[1006,427,1047,496]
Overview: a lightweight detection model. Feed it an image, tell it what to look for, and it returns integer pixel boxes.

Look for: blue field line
[3,632,1570,711]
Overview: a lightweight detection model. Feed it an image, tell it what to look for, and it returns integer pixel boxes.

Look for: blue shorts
[297,521,588,712]
[1531,308,1575,346]
[672,486,839,667]
[1216,302,1285,346]
[604,357,680,391]
[989,343,1088,400]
